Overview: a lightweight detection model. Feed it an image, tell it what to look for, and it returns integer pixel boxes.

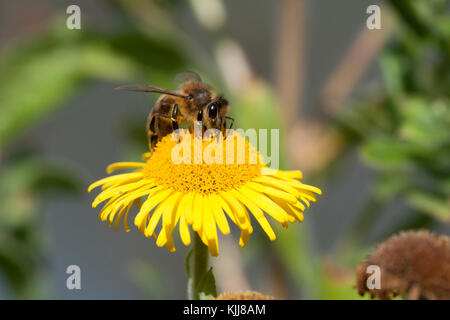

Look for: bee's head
[198,96,230,131]
[181,82,228,131]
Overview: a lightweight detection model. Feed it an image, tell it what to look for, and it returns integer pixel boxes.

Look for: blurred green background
[0,0,449,299]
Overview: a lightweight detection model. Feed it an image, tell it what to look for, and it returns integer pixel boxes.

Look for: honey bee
[116,72,233,150]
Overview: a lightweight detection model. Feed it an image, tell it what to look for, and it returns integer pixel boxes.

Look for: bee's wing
[174,71,202,88]
[115,84,188,99]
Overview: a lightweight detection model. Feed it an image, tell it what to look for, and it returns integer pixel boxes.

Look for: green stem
[190,232,209,300]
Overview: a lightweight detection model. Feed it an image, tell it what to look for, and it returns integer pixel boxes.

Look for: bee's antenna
[115,85,191,99]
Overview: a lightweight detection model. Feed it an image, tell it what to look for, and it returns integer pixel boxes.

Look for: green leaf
[380,52,406,97]
[0,46,82,147]
[406,191,450,222]
[374,174,409,201]
[197,267,217,300]
[398,97,450,150]
[0,156,80,228]
[360,137,413,169]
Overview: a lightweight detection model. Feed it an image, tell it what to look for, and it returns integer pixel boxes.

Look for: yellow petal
[203,198,219,256]
[88,172,143,192]
[145,197,171,237]
[114,203,132,231]
[134,187,170,230]
[271,196,304,223]
[184,192,195,224]
[214,194,237,225]
[253,175,301,197]
[219,191,250,230]
[179,214,191,246]
[239,229,250,247]
[209,194,230,235]
[106,162,145,174]
[234,189,276,240]
[240,185,288,224]
[92,180,151,207]
[246,181,298,204]
[192,194,204,231]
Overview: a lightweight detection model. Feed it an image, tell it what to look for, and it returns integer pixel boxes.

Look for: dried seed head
[215,291,274,300]
[355,230,450,300]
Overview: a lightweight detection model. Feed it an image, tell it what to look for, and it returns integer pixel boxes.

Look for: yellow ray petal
[298,190,319,202]
[93,183,153,209]
[162,193,183,244]
[260,168,303,180]
[219,191,250,230]
[239,229,250,247]
[192,194,204,231]
[271,196,304,223]
[214,194,238,225]
[246,181,298,204]
[179,214,191,246]
[208,194,230,235]
[184,192,195,224]
[296,183,322,195]
[300,196,310,208]
[98,194,121,221]
[292,200,306,212]
[234,189,276,241]
[253,175,301,197]
[92,180,152,207]
[203,198,219,256]
[240,186,288,224]
[156,227,167,247]
[107,162,145,174]
[134,187,170,230]
[114,203,132,231]
[202,196,215,241]
[88,172,143,192]
[145,196,172,237]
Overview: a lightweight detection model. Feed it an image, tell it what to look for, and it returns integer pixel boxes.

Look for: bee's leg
[152,104,180,141]
[223,116,234,138]
[148,116,157,151]
[171,104,181,142]
[171,104,179,130]
[150,135,158,151]
[153,106,179,131]
[225,116,234,129]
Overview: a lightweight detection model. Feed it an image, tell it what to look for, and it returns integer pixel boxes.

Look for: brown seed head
[215,291,274,300]
[355,230,450,300]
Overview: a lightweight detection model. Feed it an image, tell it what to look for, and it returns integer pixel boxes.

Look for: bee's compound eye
[207,102,218,119]
[197,109,203,121]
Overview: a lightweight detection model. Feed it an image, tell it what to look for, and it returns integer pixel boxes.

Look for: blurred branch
[288,7,396,175]
[275,0,306,129]
[318,6,395,116]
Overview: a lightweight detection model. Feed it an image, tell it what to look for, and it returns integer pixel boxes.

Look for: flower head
[88,130,321,256]
[215,291,274,300]
[356,230,450,300]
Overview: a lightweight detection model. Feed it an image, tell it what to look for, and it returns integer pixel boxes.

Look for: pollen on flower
[143,131,263,194]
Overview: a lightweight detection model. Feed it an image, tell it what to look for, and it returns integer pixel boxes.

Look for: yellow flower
[88,131,321,256]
